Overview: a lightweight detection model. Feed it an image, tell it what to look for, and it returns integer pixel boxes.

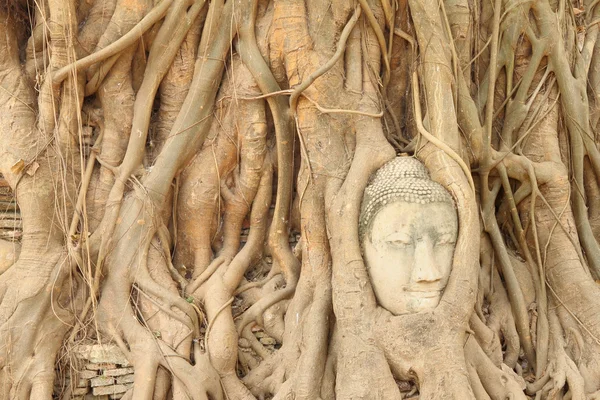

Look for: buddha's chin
[385,292,443,315]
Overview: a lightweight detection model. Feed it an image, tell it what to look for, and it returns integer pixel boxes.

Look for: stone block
[76,344,130,366]
[90,375,115,387]
[115,374,134,384]
[93,384,132,396]
[103,367,134,377]
[87,395,109,400]
[86,363,117,371]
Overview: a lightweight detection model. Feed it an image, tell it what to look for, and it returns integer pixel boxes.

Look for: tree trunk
[0,0,599,399]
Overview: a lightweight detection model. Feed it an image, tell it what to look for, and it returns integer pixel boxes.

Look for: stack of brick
[63,344,134,399]
[0,176,21,242]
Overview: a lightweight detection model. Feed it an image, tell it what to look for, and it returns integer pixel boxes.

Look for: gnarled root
[465,335,527,400]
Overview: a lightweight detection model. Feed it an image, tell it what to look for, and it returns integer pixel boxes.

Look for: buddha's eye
[385,234,413,248]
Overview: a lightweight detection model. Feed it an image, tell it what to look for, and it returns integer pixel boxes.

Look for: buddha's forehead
[358,157,456,242]
[370,201,458,235]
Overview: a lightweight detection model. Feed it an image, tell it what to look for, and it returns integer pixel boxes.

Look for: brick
[110,393,125,399]
[103,367,134,377]
[90,376,115,387]
[92,384,131,396]
[115,374,134,384]
[86,363,117,371]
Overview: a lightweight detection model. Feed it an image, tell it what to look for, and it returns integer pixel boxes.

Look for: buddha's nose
[411,239,443,283]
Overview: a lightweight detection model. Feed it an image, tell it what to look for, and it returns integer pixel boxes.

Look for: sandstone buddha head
[359,157,458,315]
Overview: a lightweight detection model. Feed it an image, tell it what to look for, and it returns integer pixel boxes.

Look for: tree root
[465,336,527,400]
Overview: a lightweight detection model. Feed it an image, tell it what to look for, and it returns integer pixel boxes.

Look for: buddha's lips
[402,288,444,297]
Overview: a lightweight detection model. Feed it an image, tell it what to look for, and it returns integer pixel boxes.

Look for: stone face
[360,157,458,316]
[103,367,134,377]
[92,384,132,396]
[362,201,458,315]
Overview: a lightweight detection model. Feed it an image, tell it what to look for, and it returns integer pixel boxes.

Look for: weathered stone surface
[75,378,89,388]
[360,157,458,316]
[86,394,109,399]
[92,383,132,396]
[86,363,117,371]
[73,387,88,395]
[76,344,130,366]
[115,374,134,384]
[103,367,134,377]
[90,375,115,387]
[78,370,99,379]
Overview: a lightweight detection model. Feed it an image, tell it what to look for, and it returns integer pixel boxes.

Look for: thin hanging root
[358,0,391,86]
[52,0,174,86]
[412,71,476,194]
[289,6,361,113]
[68,130,104,240]
[300,93,383,117]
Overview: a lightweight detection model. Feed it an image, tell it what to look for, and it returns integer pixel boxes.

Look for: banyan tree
[0,0,600,398]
